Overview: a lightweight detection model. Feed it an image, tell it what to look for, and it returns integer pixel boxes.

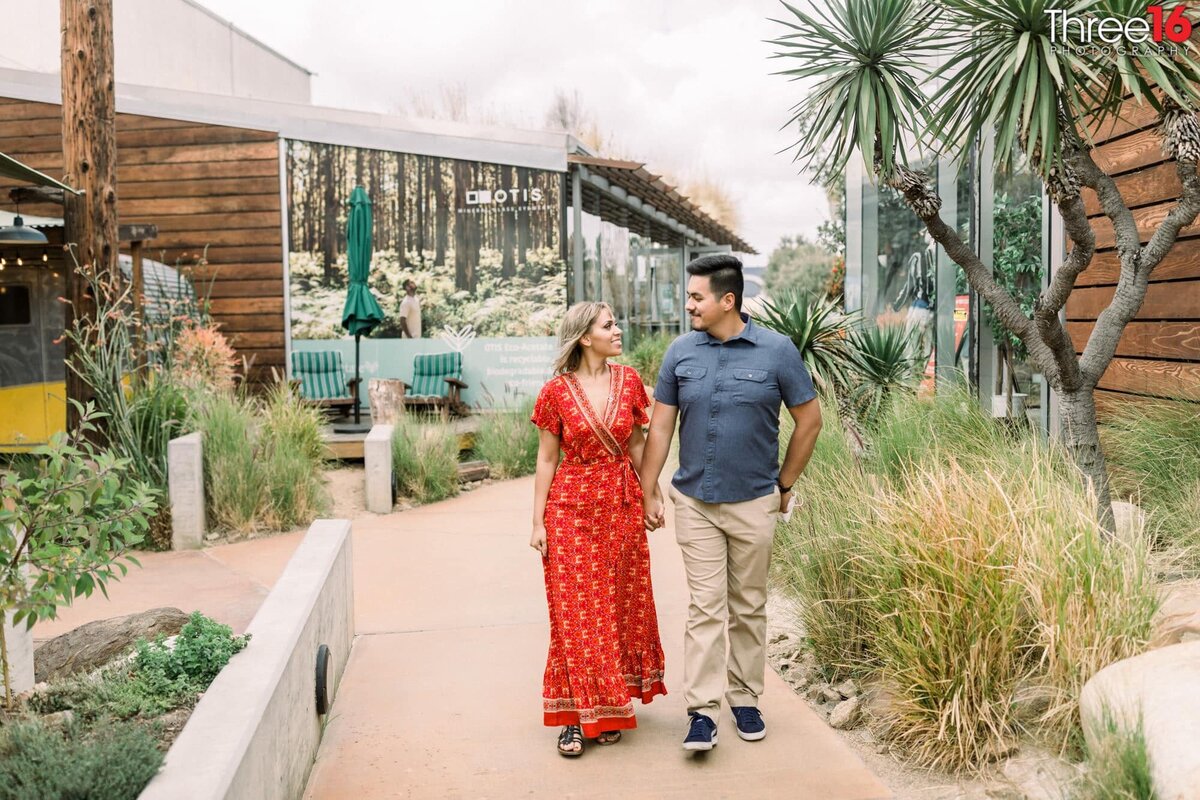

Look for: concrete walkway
[34,477,888,800]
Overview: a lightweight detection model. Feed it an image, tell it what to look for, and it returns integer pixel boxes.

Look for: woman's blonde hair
[552,301,613,375]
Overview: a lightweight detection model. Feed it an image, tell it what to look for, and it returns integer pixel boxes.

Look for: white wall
[0,0,310,104]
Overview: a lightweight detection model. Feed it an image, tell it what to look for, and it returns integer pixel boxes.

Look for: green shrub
[193,384,328,533]
[258,382,329,530]
[775,395,1159,770]
[620,333,674,386]
[392,417,460,502]
[135,611,250,690]
[0,718,163,800]
[27,612,250,722]
[1102,398,1200,565]
[773,401,877,680]
[193,391,264,531]
[868,385,1015,484]
[473,399,539,479]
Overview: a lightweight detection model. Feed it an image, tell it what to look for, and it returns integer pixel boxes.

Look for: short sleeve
[653,341,680,406]
[778,343,819,408]
[530,380,562,435]
[628,367,651,426]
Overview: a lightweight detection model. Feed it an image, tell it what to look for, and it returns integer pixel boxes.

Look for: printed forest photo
[285,139,567,340]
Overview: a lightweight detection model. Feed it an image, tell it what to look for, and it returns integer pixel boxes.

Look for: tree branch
[1034,193,1091,391]
[1141,160,1200,272]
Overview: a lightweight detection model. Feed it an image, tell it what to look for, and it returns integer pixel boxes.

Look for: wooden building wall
[0,97,284,379]
[1073,98,1200,413]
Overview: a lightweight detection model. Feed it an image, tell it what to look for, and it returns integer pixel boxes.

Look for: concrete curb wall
[168,432,206,550]
[139,519,355,800]
[364,424,393,514]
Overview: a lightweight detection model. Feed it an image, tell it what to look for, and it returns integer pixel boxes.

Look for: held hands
[530,523,548,557]
[643,487,666,532]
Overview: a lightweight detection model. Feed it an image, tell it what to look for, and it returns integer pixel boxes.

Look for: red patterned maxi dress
[531,362,667,736]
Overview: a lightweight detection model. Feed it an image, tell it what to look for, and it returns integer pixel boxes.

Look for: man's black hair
[686,254,744,311]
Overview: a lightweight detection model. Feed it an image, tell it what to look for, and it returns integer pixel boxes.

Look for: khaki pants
[670,485,779,719]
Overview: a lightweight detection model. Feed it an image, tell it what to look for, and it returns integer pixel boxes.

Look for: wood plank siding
[1071,95,1200,410]
[0,97,284,379]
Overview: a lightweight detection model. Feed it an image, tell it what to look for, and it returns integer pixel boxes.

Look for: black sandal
[595,730,622,745]
[557,725,584,757]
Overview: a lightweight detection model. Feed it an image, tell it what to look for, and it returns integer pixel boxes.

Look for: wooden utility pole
[61,0,118,429]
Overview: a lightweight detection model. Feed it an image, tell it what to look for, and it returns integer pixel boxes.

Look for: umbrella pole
[354,332,362,425]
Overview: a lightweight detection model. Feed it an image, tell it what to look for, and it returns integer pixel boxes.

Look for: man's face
[404,281,416,295]
[685,275,730,331]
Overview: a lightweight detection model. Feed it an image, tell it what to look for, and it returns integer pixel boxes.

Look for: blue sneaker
[731,706,766,741]
[683,712,718,751]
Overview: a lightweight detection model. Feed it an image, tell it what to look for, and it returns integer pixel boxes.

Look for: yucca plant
[752,291,855,394]
[771,0,1200,529]
[845,325,924,426]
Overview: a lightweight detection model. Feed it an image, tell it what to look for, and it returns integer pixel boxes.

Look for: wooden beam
[118,223,157,242]
[8,185,64,205]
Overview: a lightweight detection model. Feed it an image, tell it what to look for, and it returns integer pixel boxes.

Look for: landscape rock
[999,749,1078,800]
[1080,640,1200,800]
[832,679,858,698]
[34,607,190,682]
[821,686,844,704]
[828,696,861,729]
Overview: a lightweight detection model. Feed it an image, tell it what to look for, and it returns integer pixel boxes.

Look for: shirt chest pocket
[732,368,775,407]
[674,365,708,404]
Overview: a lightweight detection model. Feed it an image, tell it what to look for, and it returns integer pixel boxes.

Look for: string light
[42,248,48,263]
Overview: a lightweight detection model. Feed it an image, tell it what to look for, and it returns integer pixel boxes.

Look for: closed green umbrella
[341,186,384,425]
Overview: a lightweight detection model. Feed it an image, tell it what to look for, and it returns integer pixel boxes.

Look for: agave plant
[770,0,1200,527]
[752,290,855,394]
[846,325,925,426]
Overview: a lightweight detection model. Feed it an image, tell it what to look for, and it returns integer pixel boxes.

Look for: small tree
[771,0,1200,527]
[0,405,157,707]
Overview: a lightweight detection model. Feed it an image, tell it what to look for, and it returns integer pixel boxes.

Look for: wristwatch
[776,478,793,493]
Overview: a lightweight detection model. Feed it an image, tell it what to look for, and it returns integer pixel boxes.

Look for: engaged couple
[529,254,823,757]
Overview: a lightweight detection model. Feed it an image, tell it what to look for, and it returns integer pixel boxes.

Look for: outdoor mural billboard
[284,140,567,406]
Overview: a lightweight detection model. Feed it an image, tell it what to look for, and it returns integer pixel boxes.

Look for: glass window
[990,151,1044,420]
[0,284,31,326]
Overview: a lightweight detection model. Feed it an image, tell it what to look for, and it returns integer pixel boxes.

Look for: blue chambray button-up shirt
[653,314,817,504]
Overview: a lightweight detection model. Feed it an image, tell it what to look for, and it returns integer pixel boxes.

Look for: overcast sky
[195,0,829,264]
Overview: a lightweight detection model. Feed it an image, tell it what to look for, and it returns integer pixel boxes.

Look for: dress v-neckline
[567,364,615,427]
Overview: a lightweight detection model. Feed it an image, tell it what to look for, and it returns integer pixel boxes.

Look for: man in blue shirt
[640,254,822,751]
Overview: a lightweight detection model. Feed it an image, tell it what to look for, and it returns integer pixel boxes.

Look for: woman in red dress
[530,301,667,757]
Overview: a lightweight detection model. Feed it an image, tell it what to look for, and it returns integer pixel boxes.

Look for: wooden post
[61,0,119,429]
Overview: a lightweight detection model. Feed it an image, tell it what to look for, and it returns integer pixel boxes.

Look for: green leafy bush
[27,612,249,722]
[473,399,539,479]
[1,405,156,704]
[392,417,460,502]
[135,611,250,691]
[0,718,163,800]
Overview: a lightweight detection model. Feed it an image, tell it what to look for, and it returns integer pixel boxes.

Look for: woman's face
[582,308,622,358]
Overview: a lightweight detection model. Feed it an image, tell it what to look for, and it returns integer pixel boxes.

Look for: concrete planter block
[139,519,354,800]
[168,432,206,550]
[364,424,394,514]
[1080,640,1200,799]
[2,610,34,697]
